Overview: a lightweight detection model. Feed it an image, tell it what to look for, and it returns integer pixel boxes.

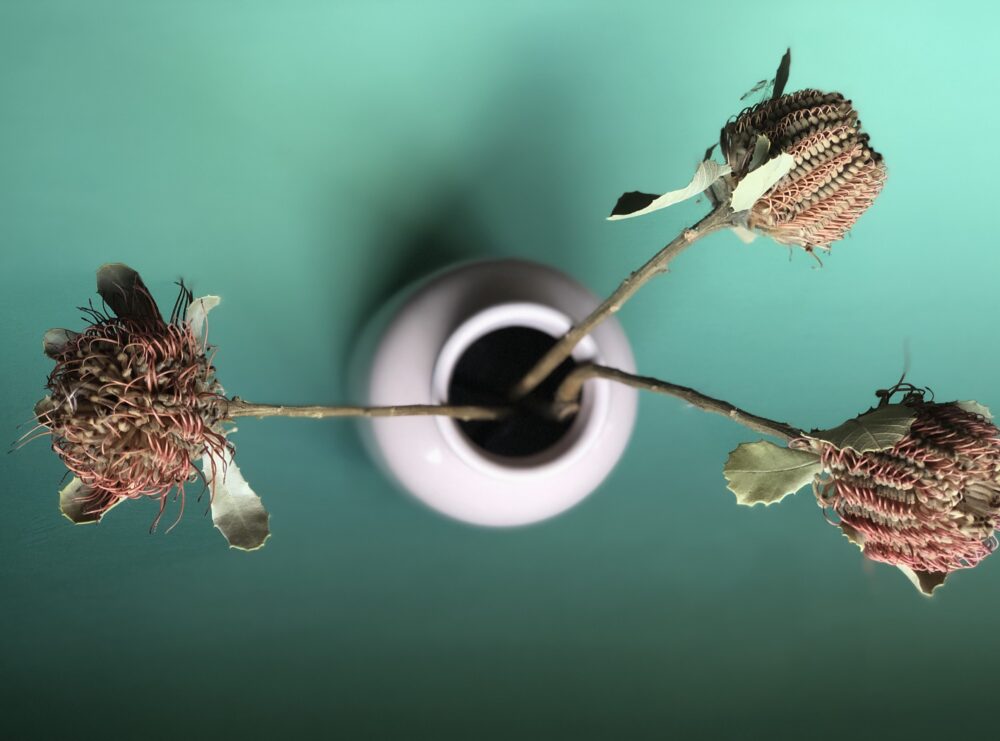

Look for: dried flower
[34,265,228,526]
[607,50,886,253]
[793,398,1000,594]
[32,264,269,549]
[719,86,886,251]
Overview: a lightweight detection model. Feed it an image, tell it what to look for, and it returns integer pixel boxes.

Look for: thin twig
[225,398,511,422]
[510,204,736,400]
[555,364,802,441]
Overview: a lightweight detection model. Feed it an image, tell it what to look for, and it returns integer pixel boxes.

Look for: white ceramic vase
[358,259,637,527]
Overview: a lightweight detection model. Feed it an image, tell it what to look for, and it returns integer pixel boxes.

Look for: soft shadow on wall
[315,69,587,463]
[326,38,589,358]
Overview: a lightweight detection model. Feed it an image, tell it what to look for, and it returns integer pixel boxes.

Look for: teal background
[2,1,998,738]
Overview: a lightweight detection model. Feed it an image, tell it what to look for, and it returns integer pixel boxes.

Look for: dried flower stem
[510,204,735,399]
[555,363,802,441]
[225,398,510,422]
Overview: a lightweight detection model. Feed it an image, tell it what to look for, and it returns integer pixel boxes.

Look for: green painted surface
[2,1,998,738]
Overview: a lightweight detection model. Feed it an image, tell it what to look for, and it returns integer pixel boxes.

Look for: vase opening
[446,326,579,458]
[366,263,636,526]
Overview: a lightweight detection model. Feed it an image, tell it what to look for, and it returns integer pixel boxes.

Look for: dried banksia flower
[792,398,1000,594]
[31,264,270,550]
[35,264,228,526]
[718,84,887,251]
[608,50,886,254]
[724,380,999,596]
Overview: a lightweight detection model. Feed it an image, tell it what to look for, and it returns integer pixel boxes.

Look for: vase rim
[361,258,636,527]
[431,301,606,476]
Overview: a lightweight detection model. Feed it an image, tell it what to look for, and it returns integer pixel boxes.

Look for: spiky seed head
[793,401,1000,590]
[721,89,886,250]
[36,265,228,526]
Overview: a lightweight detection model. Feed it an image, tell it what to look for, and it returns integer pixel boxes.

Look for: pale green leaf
[810,404,916,453]
[957,400,993,420]
[724,440,823,507]
[730,152,795,211]
[204,449,270,551]
[897,565,948,597]
[59,477,122,524]
[186,295,220,344]
[607,160,732,221]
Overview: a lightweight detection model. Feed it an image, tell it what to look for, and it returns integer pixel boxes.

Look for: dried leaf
[59,477,121,524]
[204,449,270,551]
[609,192,659,215]
[42,328,78,358]
[957,400,993,420]
[839,522,865,549]
[608,160,732,221]
[897,565,948,597]
[810,404,916,454]
[97,263,159,320]
[186,295,221,344]
[772,48,791,100]
[730,153,796,211]
[724,440,822,507]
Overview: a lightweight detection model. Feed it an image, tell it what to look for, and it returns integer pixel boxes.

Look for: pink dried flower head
[720,88,886,251]
[793,398,1000,593]
[34,264,228,527]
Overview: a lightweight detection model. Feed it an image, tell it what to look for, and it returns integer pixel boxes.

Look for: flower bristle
[798,402,1000,575]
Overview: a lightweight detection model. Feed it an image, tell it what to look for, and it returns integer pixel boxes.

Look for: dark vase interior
[447,326,580,458]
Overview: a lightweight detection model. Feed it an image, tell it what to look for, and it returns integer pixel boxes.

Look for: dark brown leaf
[609,191,661,218]
[97,263,160,321]
[772,48,791,100]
